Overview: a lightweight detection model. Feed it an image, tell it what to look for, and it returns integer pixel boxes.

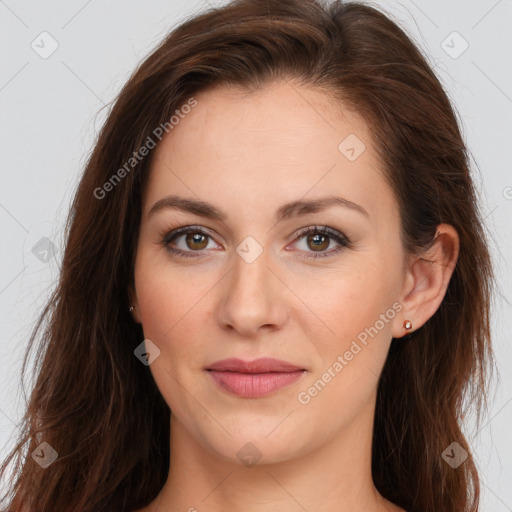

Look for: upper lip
[205,357,305,373]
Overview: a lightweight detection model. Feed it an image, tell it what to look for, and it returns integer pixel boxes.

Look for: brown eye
[162,226,218,259]
[292,225,350,259]
[306,233,330,251]
[185,232,208,250]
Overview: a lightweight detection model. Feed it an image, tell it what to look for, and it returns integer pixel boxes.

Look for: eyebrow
[147,194,369,222]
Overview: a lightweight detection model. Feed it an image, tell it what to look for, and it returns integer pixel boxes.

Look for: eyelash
[160,225,351,260]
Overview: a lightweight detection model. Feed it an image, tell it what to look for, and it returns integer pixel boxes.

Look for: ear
[127,282,142,324]
[392,223,459,338]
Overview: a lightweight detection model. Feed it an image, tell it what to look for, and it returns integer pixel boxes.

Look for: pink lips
[205,357,306,398]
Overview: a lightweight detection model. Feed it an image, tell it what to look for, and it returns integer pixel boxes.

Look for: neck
[145,396,399,512]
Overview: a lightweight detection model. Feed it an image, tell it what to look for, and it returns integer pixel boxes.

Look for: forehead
[144,80,398,227]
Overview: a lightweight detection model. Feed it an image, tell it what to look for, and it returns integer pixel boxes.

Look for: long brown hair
[0,1,495,511]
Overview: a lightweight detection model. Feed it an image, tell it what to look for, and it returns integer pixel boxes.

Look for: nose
[216,247,289,337]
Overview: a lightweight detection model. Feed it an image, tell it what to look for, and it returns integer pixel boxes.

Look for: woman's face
[131,80,410,464]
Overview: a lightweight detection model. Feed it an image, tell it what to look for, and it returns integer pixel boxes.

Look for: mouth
[205,357,307,398]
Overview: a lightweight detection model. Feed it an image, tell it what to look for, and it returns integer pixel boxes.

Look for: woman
[0,0,495,511]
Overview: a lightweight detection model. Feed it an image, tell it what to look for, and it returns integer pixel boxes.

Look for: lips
[205,357,306,398]
[205,357,304,373]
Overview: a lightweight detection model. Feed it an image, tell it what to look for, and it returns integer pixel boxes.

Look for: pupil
[309,233,328,251]
[187,233,207,249]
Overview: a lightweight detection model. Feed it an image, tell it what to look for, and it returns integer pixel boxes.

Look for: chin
[194,422,315,468]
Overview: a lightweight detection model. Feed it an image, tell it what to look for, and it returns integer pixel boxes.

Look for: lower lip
[207,370,305,398]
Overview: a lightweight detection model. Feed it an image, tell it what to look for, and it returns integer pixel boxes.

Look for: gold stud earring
[403,319,412,332]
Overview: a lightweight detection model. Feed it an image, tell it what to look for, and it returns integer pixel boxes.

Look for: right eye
[161,225,221,259]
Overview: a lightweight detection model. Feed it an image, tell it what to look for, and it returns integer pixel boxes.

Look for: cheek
[133,256,214,415]
[134,243,215,335]
[132,255,232,414]
[296,262,395,347]
[294,285,394,429]
[292,257,400,411]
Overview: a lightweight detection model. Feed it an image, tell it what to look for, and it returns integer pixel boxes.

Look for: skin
[130,79,459,512]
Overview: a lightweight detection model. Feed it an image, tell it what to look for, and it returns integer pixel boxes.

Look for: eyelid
[291,225,349,244]
[161,224,218,245]
[288,225,350,258]
[160,225,222,259]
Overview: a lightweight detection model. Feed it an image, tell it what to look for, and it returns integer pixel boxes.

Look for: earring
[129,305,135,313]
[403,320,412,332]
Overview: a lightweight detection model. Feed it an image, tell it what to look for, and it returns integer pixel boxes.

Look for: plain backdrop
[1,0,511,509]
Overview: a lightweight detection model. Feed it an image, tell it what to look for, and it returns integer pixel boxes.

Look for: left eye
[291,225,350,259]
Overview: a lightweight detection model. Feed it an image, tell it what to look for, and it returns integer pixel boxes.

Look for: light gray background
[1,0,511,509]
